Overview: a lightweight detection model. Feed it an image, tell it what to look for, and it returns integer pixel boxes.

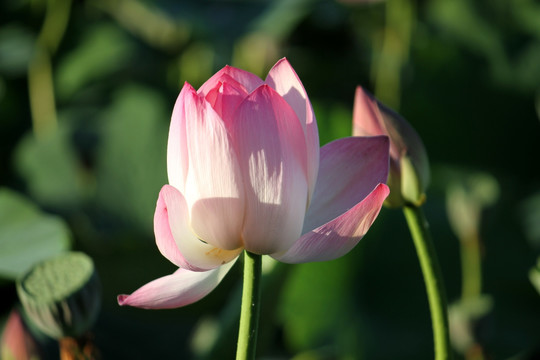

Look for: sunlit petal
[231,85,309,254]
[182,89,245,251]
[156,185,242,271]
[204,80,249,126]
[117,260,237,309]
[266,58,319,200]
[167,83,193,192]
[198,65,263,96]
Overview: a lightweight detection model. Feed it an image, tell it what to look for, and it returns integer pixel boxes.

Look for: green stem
[28,46,57,139]
[236,251,262,360]
[403,205,452,360]
[29,0,72,139]
[460,234,482,301]
[373,0,414,110]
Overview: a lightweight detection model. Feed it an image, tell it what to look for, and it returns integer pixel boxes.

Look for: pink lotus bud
[118,59,391,309]
[353,86,429,207]
[1,309,41,360]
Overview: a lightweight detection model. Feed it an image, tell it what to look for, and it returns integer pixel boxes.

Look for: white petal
[167,83,193,192]
[117,260,237,309]
[266,58,319,201]
[182,88,246,250]
[231,85,309,254]
[157,185,243,271]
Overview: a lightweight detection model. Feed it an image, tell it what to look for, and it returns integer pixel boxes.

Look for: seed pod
[17,252,101,339]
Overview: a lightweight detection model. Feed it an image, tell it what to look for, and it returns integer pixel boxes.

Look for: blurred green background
[1,0,540,359]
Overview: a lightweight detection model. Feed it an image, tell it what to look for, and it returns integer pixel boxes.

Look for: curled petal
[204,80,249,125]
[231,85,308,254]
[154,185,190,268]
[302,136,389,233]
[182,89,246,251]
[198,65,263,96]
[266,58,319,200]
[272,183,389,263]
[200,73,248,98]
[155,185,242,271]
[117,260,237,309]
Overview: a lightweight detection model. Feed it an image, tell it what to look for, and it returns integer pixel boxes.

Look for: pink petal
[154,185,190,268]
[302,136,390,233]
[266,58,320,200]
[155,185,242,271]
[378,102,430,189]
[167,83,193,192]
[204,80,249,126]
[231,85,309,254]
[353,86,404,162]
[200,73,248,97]
[353,87,429,194]
[182,89,246,251]
[198,65,263,96]
[272,183,389,263]
[1,310,40,360]
[352,86,387,138]
[117,260,237,309]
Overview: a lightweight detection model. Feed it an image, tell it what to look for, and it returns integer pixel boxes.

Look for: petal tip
[180,81,196,93]
[354,86,379,106]
[275,57,290,67]
[377,182,391,198]
[379,134,391,151]
[117,294,128,306]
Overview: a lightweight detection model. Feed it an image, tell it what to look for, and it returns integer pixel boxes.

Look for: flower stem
[236,251,262,360]
[374,0,414,110]
[460,233,482,301]
[403,204,452,360]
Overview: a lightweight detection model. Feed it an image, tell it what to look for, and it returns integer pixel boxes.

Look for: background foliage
[1,0,539,359]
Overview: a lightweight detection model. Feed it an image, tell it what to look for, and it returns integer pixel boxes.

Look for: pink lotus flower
[0,309,41,360]
[118,59,390,309]
[353,86,429,207]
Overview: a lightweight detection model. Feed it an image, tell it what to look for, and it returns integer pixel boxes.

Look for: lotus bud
[1,309,41,360]
[353,86,429,207]
[117,59,390,309]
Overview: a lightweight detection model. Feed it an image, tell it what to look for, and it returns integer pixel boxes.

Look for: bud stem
[236,251,262,360]
[403,204,452,360]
